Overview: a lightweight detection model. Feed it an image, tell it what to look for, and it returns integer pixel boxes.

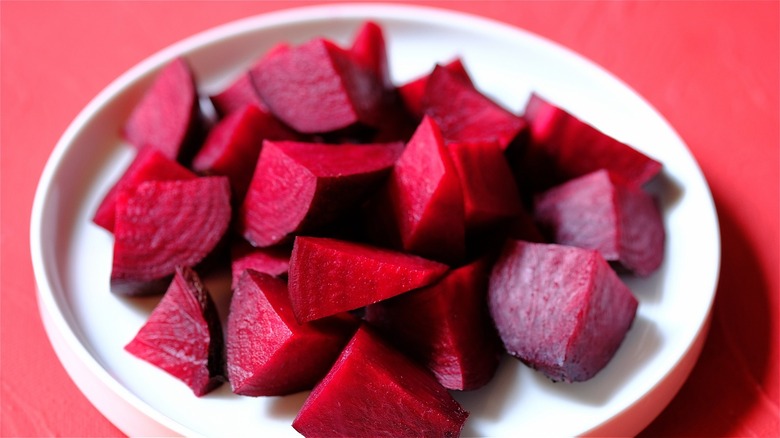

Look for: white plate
[30,4,720,437]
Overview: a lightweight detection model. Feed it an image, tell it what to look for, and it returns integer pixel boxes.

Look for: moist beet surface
[230,239,291,286]
[398,58,473,118]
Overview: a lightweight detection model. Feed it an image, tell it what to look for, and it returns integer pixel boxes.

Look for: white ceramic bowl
[30,4,720,437]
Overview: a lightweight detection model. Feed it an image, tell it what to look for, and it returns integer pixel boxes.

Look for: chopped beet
[125,266,225,396]
[488,240,638,382]
[93,147,196,233]
[230,239,291,285]
[191,104,296,202]
[239,140,403,247]
[398,58,474,118]
[111,176,231,295]
[520,93,663,191]
[292,325,469,437]
[123,57,204,163]
[350,21,393,90]
[226,270,357,396]
[365,257,502,390]
[534,169,665,276]
[421,65,525,150]
[288,236,449,323]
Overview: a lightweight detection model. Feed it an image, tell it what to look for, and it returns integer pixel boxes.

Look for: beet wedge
[226,270,358,396]
[350,21,393,90]
[288,236,449,323]
[489,240,638,382]
[534,169,665,276]
[230,239,291,286]
[365,257,502,391]
[125,266,225,396]
[123,57,204,163]
[111,176,231,295]
[239,140,403,247]
[93,147,196,233]
[398,58,474,118]
[292,325,469,437]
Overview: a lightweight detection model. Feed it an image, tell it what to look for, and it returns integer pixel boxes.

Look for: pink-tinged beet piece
[534,169,665,276]
[111,177,231,295]
[230,239,291,286]
[520,93,662,191]
[93,147,196,233]
[250,38,384,133]
[226,270,358,396]
[398,58,474,118]
[292,325,469,437]
[488,240,638,382]
[239,140,403,247]
[192,104,297,202]
[422,65,525,150]
[288,236,449,323]
[123,57,204,163]
[365,257,502,390]
[350,21,393,90]
[125,266,225,396]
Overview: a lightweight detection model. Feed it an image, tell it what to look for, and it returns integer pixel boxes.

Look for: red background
[2,1,778,436]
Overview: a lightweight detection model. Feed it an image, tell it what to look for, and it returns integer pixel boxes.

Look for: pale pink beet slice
[230,239,291,286]
[288,236,449,323]
[123,57,204,163]
[292,325,469,437]
[422,64,525,150]
[93,147,196,233]
[365,257,502,390]
[398,58,474,118]
[111,176,231,295]
[350,21,393,90]
[191,104,297,202]
[534,169,665,276]
[239,140,403,247]
[125,266,225,396]
[226,270,358,396]
[488,240,638,382]
[520,93,663,191]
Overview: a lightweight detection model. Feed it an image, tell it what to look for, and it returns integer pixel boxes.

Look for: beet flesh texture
[226,270,357,396]
[239,140,403,247]
[93,147,196,232]
[365,257,502,390]
[111,176,231,295]
[398,58,474,118]
[292,325,469,437]
[125,266,225,396]
[191,104,297,202]
[123,57,204,163]
[534,169,665,276]
[288,236,449,323]
[488,240,638,382]
[422,64,525,150]
[250,38,384,133]
[230,239,291,287]
[520,93,662,192]
[350,21,393,91]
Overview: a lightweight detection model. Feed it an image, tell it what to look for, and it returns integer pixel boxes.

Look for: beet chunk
[534,169,665,276]
[93,147,196,233]
[123,57,204,163]
[365,257,502,390]
[239,140,403,247]
[398,58,474,118]
[488,240,638,382]
[230,239,290,286]
[288,236,449,323]
[226,270,357,396]
[111,176,231,295]
[292,325,469,437]
[349,21,393,90]
[125,266,225,396]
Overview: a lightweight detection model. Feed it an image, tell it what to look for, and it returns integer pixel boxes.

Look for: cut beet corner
[226,270,358,396]
[239,140,403,247]
[288,236,449,323]
[349,21,393,90]
[111,177,231,295]
[292,325,469,437]
[398,58,474,118]
[230,239,291,286]
[488,240,638,382]
[125,266,225,396]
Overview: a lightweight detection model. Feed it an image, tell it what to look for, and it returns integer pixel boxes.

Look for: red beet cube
[288,236,449,323]
[398,58,474,118]
[488,240,638,382]
[125,266,225,396]
[292,325,469,437]
[111,176,231,295]
[230,239,291,286]
[226,270,357,396]
[349,21,393,90]
[365,257,502,390]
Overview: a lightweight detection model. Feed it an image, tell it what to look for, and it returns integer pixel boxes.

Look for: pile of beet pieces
[97,21,665,436]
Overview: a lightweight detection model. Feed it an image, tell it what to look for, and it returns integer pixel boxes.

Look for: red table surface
[1,1,777,436]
